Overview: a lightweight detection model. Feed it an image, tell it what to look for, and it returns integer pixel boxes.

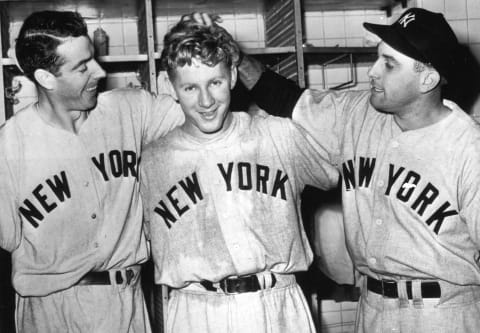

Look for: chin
[369,96,387,112]
[200,126,223,134]
[83,98,99,111]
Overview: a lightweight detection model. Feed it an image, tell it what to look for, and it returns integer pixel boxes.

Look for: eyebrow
[381,54,399,65]
[71,57,91,70]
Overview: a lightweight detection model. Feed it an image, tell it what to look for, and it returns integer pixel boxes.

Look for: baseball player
[0,11,184,332]
[139,17,338,333]
[238,7,480,333]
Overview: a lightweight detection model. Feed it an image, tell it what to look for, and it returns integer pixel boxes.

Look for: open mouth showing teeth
[200,110,216,118]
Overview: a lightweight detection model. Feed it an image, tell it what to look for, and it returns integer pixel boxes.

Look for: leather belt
[200,273,276,294]
[367,276,441,299]
[76,269,135,286]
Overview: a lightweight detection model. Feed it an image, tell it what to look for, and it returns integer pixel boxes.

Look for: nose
[198,88,214,108]
[367,59,380,80]
[91,59,107,79]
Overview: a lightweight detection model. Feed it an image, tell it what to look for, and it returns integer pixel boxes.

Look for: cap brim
[363,22,427,63]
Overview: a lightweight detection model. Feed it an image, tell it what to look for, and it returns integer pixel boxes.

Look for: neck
[393,94,450,131]
[36,97,89,134]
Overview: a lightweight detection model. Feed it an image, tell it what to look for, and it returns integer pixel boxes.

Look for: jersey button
[375,219,383,226]
[91,213,97,219]
[369,257,377,265]
[377,180,384,187]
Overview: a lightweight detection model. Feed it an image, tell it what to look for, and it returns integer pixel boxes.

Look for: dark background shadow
[443,44,480,114]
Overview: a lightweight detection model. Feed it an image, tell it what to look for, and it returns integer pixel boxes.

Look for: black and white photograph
[1,0,480,332]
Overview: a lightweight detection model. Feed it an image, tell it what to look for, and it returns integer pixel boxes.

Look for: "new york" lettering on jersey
[92,149,139,181]
[19,171,71,228]
[20,150,140,228]
[341,156,458,235]
[153,161,289,229]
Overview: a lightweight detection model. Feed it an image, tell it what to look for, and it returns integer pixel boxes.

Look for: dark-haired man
[0,10,183,332]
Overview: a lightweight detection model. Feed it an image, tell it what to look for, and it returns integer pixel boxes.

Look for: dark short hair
[15,11,88,83]
[161,16,240,78]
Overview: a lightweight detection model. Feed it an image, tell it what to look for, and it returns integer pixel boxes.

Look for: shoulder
[299,89,370,108]
[294,89,373,124]
[0,104,35,142]
[96,88,179,124]
[99,88,176,104]
[142,127,180,161]
[445,100,480,136]
[441,101,480,162]
[98,88,153,105]
[245,113,299,140]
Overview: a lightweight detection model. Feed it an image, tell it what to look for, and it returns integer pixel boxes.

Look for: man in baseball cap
[221,6,480,333]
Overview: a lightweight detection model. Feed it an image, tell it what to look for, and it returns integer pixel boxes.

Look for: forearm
[238,54,304,118]
[250,69,305,118]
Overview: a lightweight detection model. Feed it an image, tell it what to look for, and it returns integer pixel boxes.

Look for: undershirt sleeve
[250,70,305,118]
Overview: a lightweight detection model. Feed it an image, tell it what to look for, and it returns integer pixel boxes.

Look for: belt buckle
[380,279,396,298]
[114,269,135,288]
[220,277,240,295]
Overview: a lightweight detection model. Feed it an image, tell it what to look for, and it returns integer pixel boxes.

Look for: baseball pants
[165,273,316,333]
[15,267,151,333]
[355,276,480,333]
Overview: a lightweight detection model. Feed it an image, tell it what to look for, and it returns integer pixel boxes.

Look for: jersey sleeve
[291,89,369,163]
[0,130,22,252]
[140,90,185,146]
[286,119,339,190]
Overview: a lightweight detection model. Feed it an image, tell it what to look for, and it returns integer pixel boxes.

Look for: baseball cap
[363,8,459,83]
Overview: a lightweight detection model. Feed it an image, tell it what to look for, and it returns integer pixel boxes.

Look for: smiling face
[170,58,237,137]
[51,36,106,111]
[367,41,422,114]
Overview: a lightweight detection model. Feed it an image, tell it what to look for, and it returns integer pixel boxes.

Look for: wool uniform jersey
[0,88,183,297]
[292,89,480,332]
[141,111,338,332]
[140,112,338,288]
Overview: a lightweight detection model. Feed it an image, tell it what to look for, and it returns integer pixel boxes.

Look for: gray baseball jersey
[293,89,480,285]
[140,112,338,288]
[0,88,183,296]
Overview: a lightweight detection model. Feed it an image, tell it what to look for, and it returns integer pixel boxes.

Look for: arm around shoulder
[238,55,304,118]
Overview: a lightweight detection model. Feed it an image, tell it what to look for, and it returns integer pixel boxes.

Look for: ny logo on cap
[398,13,415,28]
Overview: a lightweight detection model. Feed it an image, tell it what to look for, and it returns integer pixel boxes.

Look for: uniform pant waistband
[76,265,141,287]
[367,276,440,299]
[189,272,295,294]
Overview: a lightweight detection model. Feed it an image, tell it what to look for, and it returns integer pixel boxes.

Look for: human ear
[420,69,441,93]
[33,69,56,90]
